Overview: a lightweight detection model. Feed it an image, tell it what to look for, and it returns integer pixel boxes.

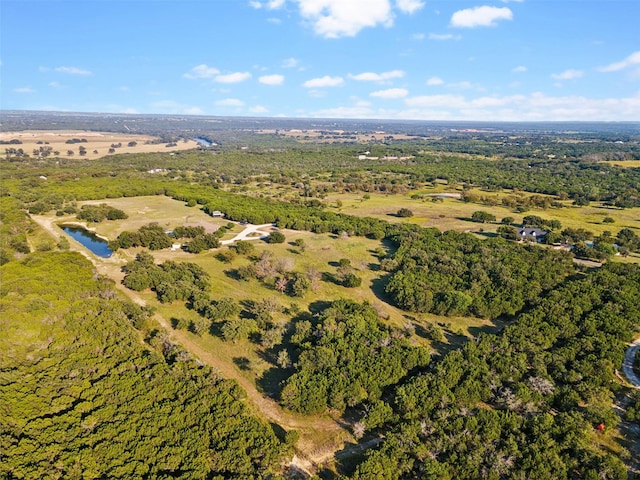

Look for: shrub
[397,208,413,218]
[266,231,285,244]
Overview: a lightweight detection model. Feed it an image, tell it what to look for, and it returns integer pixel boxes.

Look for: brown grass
[0,130,198,160]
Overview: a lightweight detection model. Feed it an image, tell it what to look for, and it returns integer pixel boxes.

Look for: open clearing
[325,190,640,240]
[603,160,640,168]
[70,195,234,240]
[0,130,198,159]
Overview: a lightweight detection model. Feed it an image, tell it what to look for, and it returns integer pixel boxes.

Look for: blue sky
[2,0,639,121]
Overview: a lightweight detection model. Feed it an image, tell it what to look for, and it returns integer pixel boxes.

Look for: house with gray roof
[518,227,548,242]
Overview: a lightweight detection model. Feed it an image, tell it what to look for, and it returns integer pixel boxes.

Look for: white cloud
[150,100,204,115]
[370,88,409,99]
[250,105,269,113]
[351,97,372,108]
[14,87,35,93]
[214,72,252,83]
[257,0,425,38]
[104,105,139,114]
[447,81,477,90]
[405,94,467,109]
[426,76,444,86]
[54,66,92,76]
[184,64,220,79]
[303,91,640,121]
[250,0,285,9]
[296,0,394,38]
[282,57,299,68]
[597,51,640,72]
[311,105,377,118]
[551,69,584,80]
[399,91,640,121]
[49,81,63,88]
[349,70,404,82]
[303,75,344,88]
[215,98,245,107]
[396,0,424,14]
[307,89,327,98]
[259,74,285,85]
[451,6,513,28]
[428,33,461,41]
[512,65,527,73]
[412,33,425,40]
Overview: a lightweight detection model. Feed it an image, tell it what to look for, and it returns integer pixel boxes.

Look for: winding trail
[622,339,640,388]
[616,338,640,477]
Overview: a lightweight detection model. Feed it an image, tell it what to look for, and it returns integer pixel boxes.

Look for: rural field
[257,128,417,143]
[326,189,640,244]
[33,193,511,469]
[44,195,501,337]
[0,130,198,159]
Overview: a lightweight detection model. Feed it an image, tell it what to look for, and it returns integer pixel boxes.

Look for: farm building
[518,227,548,242]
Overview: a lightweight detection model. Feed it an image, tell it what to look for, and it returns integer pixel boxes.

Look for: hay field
[603,160,640,168]
[0,130,198,159]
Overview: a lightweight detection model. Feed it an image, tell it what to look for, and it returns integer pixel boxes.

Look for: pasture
[325,189,640,240]
[0,130,198,159]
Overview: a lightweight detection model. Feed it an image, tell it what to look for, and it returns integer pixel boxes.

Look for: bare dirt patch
[183,221,221,233]
[1,130,198,160]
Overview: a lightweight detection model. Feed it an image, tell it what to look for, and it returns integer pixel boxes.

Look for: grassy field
[325,189,640,239]
[48,193,501,350]
[0,130,198,159]
[67,195,233,239]
[603,160,640,168]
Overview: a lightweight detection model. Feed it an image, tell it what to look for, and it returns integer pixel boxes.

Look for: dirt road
[622,339,640,388]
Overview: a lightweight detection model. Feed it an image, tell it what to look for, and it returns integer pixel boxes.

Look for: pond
[193,137,212,147]
[61,225,113,258]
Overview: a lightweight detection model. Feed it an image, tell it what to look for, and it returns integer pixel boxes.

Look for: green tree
[471,211,496,223]
[233,240,255,255]
[266,231,286,244]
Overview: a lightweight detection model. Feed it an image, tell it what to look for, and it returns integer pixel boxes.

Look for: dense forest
[0,253,287,479]
[1,118,639,478]
[383,227,575,318]
[349,263,640,479]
